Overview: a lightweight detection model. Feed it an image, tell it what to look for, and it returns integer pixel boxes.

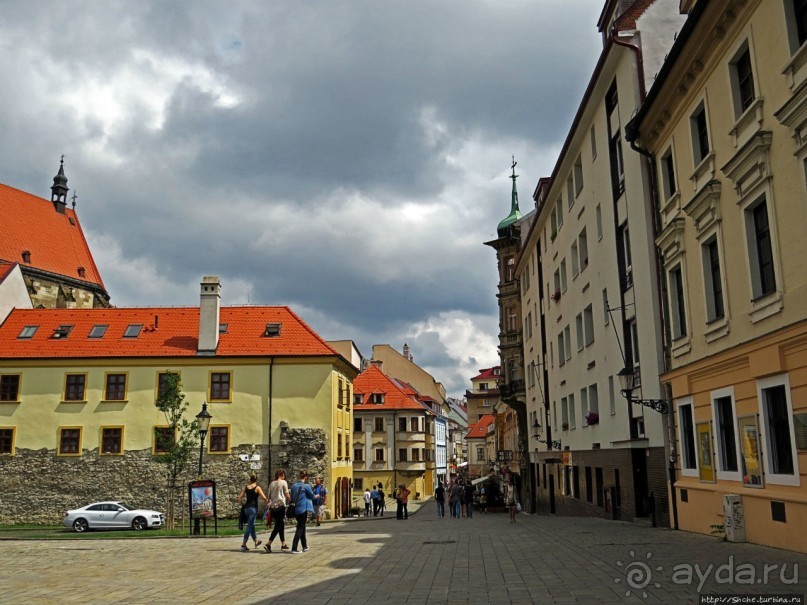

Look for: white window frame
[710,387,742,482]
[757,374,800,487]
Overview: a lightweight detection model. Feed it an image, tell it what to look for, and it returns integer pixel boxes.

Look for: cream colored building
[511,0,685,523]
[626,0,807,552]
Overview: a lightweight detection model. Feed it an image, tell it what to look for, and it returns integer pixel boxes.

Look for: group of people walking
[237,469,327,554]
[362,483,386,516]
[434,480,478,518]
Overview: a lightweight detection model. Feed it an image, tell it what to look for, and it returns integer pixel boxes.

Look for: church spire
[50,155,69,214]
[497,156,522,234]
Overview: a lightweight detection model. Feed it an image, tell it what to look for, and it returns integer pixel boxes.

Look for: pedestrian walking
[479,486,487,514]
[363,487,372,517]
[313,476,327,526]
[264,469,290,553]
[377,483,386,516]
[399,484,411,519]
[289,469,315,553]
[435,481,445,518]
[464,481,476,519]
[370,484,380,516]
[504,478,518,524]
[237,472,269,552]
[449,481,463,519]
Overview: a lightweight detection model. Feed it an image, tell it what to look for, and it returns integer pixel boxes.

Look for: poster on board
[189,479,217,519]
[696,422,715,483]
[738,415,763,487]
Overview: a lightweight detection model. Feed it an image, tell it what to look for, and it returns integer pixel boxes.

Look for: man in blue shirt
[313,476,327,527]
[370,485,380,516]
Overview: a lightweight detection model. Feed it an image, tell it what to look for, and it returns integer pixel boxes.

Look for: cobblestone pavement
[1,502,806,604]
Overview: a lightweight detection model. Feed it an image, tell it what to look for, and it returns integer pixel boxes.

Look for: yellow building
[0,276,358,523]
[626,0,807,551]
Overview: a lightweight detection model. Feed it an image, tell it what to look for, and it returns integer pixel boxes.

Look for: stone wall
[0,426,328,525]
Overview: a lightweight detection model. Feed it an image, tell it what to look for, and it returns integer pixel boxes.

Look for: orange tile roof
[354,365,428,411]
[0,306,337,359]
[0,182,105,288]
[466,414,495,439]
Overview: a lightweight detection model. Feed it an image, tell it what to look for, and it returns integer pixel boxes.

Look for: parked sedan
[63,501,164,532]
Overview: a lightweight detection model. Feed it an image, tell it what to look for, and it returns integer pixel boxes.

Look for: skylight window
[89,325,108,338]
[52,325,73,339]
[18,325,38,339]
[219,323,228,334]
[123,324,143,338]
[264,323,282,337]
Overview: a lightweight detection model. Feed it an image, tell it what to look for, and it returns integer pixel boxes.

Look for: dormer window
[21,250,31,264]
[123,324,143,338]
[52,325,73,339]
[77,267,86,278]
[371,393,385,404]
[354,394,363,406]
[264,323,282,337]
[18,325,38,339]
[89,325,108,338]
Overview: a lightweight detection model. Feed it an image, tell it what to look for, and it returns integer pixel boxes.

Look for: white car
[63,501,165,532]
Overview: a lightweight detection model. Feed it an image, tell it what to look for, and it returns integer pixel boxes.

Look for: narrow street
[2,502,805,604]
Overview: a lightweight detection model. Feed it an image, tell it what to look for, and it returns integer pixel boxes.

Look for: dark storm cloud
[0,0,604,395]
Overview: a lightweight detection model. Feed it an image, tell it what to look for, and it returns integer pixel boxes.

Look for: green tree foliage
[154,372,199,529]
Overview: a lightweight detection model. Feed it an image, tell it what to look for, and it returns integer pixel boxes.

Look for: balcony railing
[499,379,525,399]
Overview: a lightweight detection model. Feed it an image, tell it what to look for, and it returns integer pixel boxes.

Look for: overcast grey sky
[0,1,604,397]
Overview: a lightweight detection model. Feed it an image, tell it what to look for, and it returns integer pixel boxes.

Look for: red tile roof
[0,182,105,288]
[354,365,428,411]
[471,367,500,381]
[467,414,495,439]
[0,306,337,359]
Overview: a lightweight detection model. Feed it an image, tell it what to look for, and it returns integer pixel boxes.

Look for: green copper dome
[497,158,521,233]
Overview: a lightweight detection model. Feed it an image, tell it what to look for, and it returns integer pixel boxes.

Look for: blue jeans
[436,501,445,518]
[241,507,257,544]
[451,501,461,518]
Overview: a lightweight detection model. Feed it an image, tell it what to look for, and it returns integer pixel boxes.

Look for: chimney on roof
[370,359,383,371]
[50,156,69,214]
[197,275,221,355]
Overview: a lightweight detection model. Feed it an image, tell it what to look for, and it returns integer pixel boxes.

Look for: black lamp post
[617,366,669,414]
[196,402,212,478]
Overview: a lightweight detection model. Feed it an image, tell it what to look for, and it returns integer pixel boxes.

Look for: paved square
[1,503,805,604]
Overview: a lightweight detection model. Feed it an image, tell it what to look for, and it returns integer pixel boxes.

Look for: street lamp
[531,418,561,450]
[617,366,669,414]
[196,402,212,477]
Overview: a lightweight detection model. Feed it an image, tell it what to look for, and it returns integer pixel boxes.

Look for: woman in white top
[264,469,291,552]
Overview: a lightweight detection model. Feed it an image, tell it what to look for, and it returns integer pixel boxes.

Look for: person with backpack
[289,470,315,553]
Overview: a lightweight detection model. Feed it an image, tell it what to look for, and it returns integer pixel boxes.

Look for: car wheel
[73,518,89,533]
[132,517,148,531]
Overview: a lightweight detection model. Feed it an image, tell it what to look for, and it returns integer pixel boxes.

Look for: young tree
[154,372,199,530]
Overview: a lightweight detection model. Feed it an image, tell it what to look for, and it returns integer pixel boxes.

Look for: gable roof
[0,261,16,284]
[353,364,429,411]
[466,414,495,440]
[0,182,105,289]
[0,305,337,359]
[471,367,500,381]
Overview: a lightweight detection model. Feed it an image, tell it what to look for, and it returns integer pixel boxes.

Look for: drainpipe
[268,357,275,486]
[616,26,678,531]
